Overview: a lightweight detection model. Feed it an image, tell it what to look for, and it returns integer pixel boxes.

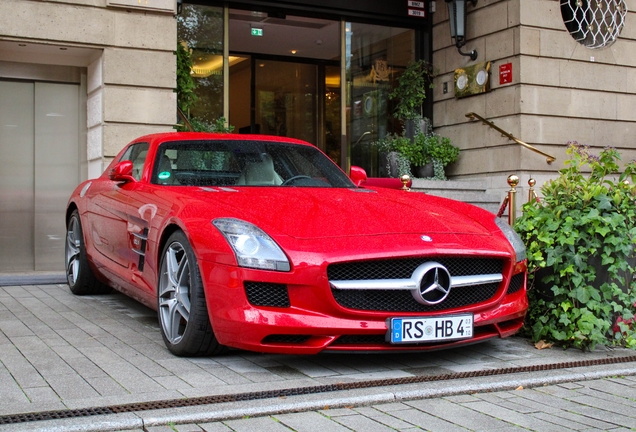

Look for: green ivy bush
[515,142,636,350]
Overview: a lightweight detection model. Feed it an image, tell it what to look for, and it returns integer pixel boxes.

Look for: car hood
[180,186,494,240]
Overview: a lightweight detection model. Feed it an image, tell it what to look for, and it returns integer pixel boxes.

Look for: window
[560,0,627,48]
[120,143,149,181]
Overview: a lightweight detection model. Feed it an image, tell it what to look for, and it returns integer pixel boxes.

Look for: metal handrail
[177,107,194,132]
[465,112,556,164]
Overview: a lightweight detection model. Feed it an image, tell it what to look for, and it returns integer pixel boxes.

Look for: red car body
[66,132,527,355]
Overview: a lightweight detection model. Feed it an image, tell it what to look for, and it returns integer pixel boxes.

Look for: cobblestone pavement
[1,284,636,431]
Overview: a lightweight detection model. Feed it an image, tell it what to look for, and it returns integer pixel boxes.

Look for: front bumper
[199,258,528,355]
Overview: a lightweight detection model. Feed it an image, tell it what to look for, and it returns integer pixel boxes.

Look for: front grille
[507,273,525,295]
[328,257,505,313]
[328,257,503,280]
[262,334,311,344]
[332,282,500,312]
[244,282,290,307]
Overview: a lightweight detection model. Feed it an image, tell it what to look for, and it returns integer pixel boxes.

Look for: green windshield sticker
[158,172,171,180]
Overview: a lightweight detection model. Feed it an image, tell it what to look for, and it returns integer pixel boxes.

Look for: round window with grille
[560,0,628,48]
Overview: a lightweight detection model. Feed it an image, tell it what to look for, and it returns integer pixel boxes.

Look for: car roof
[132,132,316,148]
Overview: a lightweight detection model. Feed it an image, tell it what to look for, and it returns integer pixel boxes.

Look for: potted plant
[374,133,415,177]
[421,134,460,180]
[374,132,459,179]
[390,59,433,133]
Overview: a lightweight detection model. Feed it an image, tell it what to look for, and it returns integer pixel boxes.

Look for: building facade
[0,0,634,273]
[434,0,636,196]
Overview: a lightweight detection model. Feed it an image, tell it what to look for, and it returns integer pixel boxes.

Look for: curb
[5,361,636,432]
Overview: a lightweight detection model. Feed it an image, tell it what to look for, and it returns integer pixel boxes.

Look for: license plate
[388,314,473,344]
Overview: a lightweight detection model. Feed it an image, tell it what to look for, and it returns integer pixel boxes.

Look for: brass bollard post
[528,178,536,203]
[507,174,519,225]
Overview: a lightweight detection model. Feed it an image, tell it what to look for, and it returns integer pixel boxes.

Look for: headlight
[212,218,290,271]
[495,217,527,263]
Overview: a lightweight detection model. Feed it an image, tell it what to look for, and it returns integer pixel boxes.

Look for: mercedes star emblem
[411,262,452,305]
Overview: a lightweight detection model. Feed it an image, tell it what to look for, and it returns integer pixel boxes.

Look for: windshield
[152,139,355,188]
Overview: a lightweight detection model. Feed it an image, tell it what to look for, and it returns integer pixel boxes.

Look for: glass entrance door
[254,60,317,144]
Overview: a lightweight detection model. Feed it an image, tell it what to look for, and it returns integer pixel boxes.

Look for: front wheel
[157,231,226,356]
[65,210,111,295]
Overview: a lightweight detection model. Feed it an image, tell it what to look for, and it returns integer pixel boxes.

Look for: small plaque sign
[499,63,513,85]
[408,8,426,17]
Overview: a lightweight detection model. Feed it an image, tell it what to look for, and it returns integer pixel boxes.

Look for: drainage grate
[3,354,636,425]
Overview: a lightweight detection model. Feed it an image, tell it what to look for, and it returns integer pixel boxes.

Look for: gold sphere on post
[528,178,536,188]
[507,174,520,189]
[400,174,411,191]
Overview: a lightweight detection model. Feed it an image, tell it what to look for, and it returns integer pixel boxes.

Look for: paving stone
[332,413,396,431]
[46,373,101,400]
[225,416,293,431]
[0,319,34,337]
[197,423,234,432]
[174,424,205,431]
[85,376,130,397]
[366,413,422,431]
[585,378,636,401]
[477,394,558,415]
[317,407,357,417]
[576,386,636,410]
[0,344,47,388]
[197,365,254,386]
[265,365,309,380]
[443,394,480,403]
[108,344,171,378]
[275,411,351,432]
[372,402,412,412]
[23,385,61,404]
[557,381,585,389]
[145,426,177,432]
[352,406,380,416]
[154,375,193,392]
[407,398,508,430]
[177,372,227,389]
[461,400,575,431]
[564,395,636,427]
[214,358,272,375]
[382,407,468,431]
[280,359,340,378]
[0,360,30,405]
[531,411,600,431]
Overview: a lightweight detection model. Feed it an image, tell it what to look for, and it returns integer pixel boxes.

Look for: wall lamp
[446,0,478,60]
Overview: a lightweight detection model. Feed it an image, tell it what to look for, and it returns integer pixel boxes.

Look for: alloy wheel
[158,242,192,344]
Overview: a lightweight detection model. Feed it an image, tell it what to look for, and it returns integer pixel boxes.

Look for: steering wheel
[282,175,312,185]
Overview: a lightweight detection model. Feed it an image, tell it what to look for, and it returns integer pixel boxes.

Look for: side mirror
[349,165,367,186]
[109,160,136,183]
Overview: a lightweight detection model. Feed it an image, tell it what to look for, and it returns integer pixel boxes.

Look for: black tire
[65,210,112,295]
[157,230,227,356]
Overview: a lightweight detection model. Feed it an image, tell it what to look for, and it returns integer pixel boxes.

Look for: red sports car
[65,132,527,356]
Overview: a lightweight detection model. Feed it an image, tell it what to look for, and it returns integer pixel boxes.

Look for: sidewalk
[1,283,636,431]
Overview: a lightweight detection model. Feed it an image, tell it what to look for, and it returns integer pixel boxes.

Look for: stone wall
[0,0,177,178]
[432,0,636,201]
